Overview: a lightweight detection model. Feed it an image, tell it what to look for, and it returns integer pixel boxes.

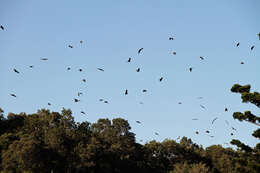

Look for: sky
[0,0,259,148]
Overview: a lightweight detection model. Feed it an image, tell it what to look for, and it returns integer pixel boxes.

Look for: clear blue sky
[0,0,259,148]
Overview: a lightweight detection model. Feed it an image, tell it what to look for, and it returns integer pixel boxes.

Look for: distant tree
[171,162,212,173]
[204,145,237,173]
[143,138,210,172]
[0,108,5,135]
[0,108,4,120]
[1,103,259,172]
[231,84,260,126]
[230,84,260,173]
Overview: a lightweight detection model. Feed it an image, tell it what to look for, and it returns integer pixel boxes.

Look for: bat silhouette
[13,69,20,74]
[138,48,143,54]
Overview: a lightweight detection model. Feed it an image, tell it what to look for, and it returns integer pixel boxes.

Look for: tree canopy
[0,84,259,172]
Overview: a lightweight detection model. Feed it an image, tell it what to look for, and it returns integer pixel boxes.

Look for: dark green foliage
[230,84,260,173]
[231,84,260,108]
[252,129,260,139]
[231,84,251,93]
[230,140,252,152]
[171,162,212,173]
[233,111,260,125]
[0,109,257,173]
[0,108,4,120]
[0,84,259,172]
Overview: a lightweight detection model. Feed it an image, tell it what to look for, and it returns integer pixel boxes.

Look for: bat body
[138,48,143,54]
[212,117,218,124]
[10,94,17,97]
[13,69,20,74]
[97,68,104,72]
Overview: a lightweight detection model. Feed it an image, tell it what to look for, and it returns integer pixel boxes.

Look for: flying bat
[48,103,51,106]
[138,48,143,54]
[13,68,20,74]
[159,77,163,82]
[142,89,147,93]
[10,94,16,97]
[236,42,240,47]
[155,132,159,136]
[125,89,128,95]
[172,51,176,55]
[136,121,141,124]
[169,37,174,40]
[97,68,104,72]
[200,56,204,60]
[40,58,48,61]
[68,45,73,48]
[127,58,131,62]
[80,111,86,115]
[200,105,206,109]
[0,25,4,30]
[251,46,254,51]
[212,117,218,124]
[136,68,140,72]
[74,98,80,102]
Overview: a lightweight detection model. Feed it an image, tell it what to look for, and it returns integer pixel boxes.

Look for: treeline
[0,84,259,173]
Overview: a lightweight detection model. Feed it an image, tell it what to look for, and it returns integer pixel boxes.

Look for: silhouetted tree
[230,84,260,173]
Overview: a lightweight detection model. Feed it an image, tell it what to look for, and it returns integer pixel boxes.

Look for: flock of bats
[1,24,259,143]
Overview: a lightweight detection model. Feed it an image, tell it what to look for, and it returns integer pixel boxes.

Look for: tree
[0,104,259,172]
[0,108,4,120]
[230,84,260,173]
[171,162,212,173]
[231,84,260,126]
[204,145,237,173]
[0,108,5,135]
